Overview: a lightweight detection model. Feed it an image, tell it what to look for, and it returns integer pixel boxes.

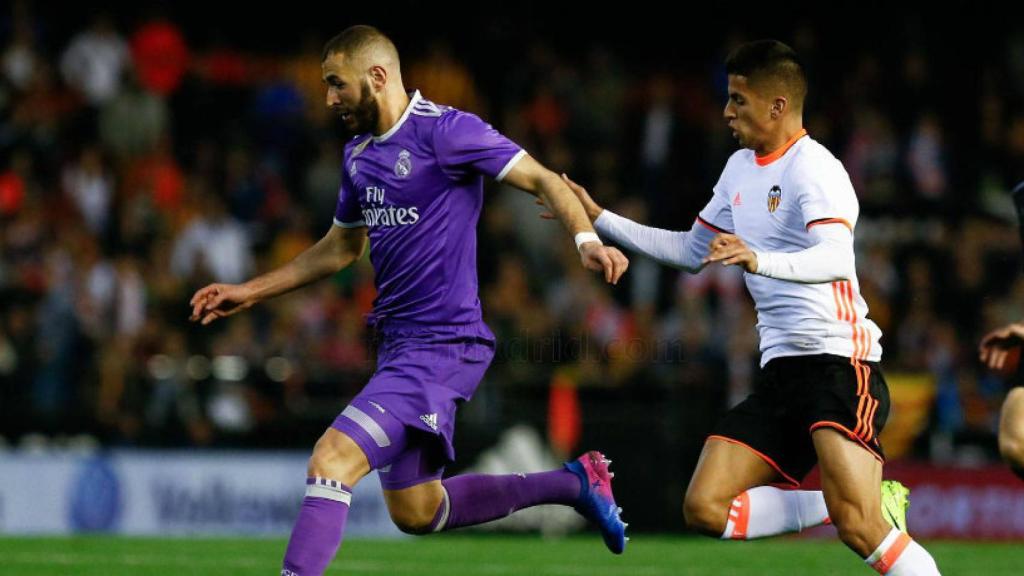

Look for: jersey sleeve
[796,161,859,232]
[333,156,365,228]
[433,110,525,182]
[753,224,856,283]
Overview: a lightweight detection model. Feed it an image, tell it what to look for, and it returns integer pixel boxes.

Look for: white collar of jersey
[372,90,422,143]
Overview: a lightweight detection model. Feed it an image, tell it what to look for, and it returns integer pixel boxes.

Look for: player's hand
[536,174,604,222]
[188,283,256,325]
[979,322,1024,370]
[580,242,629,285]
[704,233,757,273]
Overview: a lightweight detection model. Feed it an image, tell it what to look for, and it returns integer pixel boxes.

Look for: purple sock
[281,477,352,576]
[430,469,581,531]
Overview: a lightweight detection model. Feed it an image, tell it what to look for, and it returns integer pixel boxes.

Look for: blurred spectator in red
[130,16,189,96]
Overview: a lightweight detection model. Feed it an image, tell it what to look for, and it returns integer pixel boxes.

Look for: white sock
[720,486,830,539]
[865,527,941,575]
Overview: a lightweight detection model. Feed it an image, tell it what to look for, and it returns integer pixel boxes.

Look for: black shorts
[710,353,890,486]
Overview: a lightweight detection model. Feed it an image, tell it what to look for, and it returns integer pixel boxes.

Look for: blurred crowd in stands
[1,3,1023,468]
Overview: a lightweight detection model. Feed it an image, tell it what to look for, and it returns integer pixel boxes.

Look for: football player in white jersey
[547,40,940,575]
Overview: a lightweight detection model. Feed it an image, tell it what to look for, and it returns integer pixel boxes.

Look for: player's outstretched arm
[539,174,712,273]
[502,155,628,284]
[188,225,368,325]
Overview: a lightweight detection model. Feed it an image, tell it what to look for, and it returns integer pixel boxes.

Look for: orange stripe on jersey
[755,128,808,166]
[845,282,858,323]
[849,324,863,376]
[832,282,846,322]
[860,297,873,360]
[871,532,912,574]
[843,281,875,441]
[835,282,850,322]
[834,278,878,442]
[841,289,850,324]
[830,278,879,442]
[807,218,853,232]
[861,305,874,442]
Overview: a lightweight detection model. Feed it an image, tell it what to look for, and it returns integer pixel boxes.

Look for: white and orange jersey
[698,130,882,367]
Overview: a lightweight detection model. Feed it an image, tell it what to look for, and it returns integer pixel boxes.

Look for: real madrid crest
[394,149,412,179]
[767,185,782,213]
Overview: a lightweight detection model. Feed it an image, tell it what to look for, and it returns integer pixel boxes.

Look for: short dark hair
[321,25,395,63]
[725,40,807,108]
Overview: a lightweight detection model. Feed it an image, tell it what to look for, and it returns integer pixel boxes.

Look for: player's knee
[998,432,1024,469]
[682,491,727,535]
[307,430,368,484]
[307,451,335,478]
[307,438,344,476]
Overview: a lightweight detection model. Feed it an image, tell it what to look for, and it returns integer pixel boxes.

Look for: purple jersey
[333,90,524,326]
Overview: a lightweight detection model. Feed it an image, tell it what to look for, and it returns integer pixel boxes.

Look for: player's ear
[368,65,387,91]
[770,97,787,120]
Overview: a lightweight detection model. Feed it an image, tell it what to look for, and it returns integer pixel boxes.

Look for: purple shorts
[331,321,495,490]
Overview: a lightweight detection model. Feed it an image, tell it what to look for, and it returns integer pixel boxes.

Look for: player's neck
[755,120,805,158]
[374,89,412,136]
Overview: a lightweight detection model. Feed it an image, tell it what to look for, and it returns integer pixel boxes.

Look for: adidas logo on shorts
[420,413,438,431]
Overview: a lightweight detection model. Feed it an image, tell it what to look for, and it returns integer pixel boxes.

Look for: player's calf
[417,452,627,553]
[682,489,730,536]
[384,482,445,535]
[388,508,438,535]
[282,429,372,576]
[829,502,892,558]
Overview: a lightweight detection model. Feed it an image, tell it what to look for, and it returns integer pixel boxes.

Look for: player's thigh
[685,437,782,514]
[999,387,1024,462]
[812,427,882,513]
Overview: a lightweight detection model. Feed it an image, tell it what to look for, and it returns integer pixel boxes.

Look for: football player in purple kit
[188,25,630,576]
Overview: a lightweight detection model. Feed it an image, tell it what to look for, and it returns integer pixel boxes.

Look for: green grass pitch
[1,534,1020,575]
